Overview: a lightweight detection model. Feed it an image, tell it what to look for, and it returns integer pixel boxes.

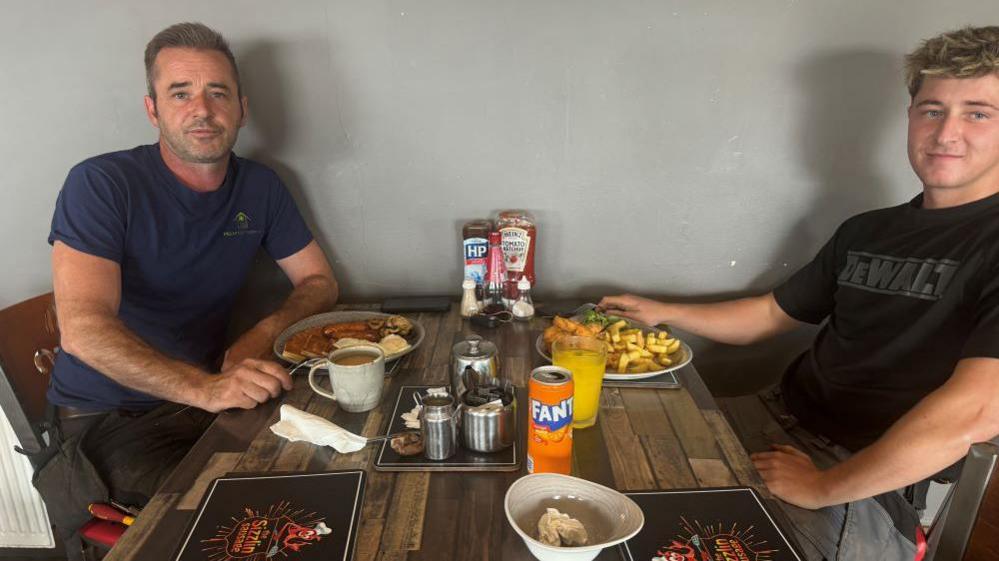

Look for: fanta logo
[531,397,573,432]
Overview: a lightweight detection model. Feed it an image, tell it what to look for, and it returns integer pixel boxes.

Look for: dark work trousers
[31,402,215,540]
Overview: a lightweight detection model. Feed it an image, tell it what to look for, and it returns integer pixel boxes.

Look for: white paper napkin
[269,404,368,453]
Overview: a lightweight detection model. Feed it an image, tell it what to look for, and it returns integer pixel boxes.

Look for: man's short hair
[905,25,999,98]
[144,22,241,100]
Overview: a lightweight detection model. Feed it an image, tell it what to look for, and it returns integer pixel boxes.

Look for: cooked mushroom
[390,431,424,456]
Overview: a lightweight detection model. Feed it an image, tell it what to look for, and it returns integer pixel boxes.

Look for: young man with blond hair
[603,25,999,559]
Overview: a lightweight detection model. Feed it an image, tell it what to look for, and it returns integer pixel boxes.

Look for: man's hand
[598,294,668,326]
[598,292,798,346]
[751,444,832,510]
[198,358,293,413]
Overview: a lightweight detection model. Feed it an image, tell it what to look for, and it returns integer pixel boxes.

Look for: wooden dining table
[104,303,778,561]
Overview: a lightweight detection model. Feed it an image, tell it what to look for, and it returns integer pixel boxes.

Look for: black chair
[924,440,999,560]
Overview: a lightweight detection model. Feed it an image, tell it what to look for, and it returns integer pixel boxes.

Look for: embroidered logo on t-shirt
[838,250,959,301]
[224,212,262,237]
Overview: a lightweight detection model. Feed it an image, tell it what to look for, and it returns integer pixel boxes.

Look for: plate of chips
[536,313,692,380]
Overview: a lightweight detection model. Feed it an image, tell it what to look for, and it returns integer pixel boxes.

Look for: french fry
[618,353,630,372]
[667,339,681,354]
[648,344,668,353]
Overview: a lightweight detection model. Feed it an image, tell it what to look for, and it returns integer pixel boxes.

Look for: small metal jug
[420,394,458,460]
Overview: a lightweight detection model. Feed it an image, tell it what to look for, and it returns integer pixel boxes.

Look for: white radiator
[0,412,54,548]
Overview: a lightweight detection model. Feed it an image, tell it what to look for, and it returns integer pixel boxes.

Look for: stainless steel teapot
[450,335,499,399]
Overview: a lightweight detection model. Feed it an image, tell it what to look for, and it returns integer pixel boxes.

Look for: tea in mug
[333,353,376,366]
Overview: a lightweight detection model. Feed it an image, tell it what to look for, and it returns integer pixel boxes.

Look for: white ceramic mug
[307,345,385,412]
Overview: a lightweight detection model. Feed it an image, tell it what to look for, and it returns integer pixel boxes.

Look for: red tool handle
[88,503,135,526]
[79,519,126,548]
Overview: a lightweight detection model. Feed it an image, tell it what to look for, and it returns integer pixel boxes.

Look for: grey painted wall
[1,1,992,393]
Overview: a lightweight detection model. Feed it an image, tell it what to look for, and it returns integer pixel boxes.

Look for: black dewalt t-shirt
[774,192,999,451]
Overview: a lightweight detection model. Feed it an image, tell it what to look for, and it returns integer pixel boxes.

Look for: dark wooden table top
[105,304,772,561]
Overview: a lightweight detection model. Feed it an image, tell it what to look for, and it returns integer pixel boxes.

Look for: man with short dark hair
[602,25,999,559]
[37,22,338,536]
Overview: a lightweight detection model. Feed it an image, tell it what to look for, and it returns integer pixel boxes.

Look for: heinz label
[463,237,488,285]
[500,227,531,273]
[530,396,573,432]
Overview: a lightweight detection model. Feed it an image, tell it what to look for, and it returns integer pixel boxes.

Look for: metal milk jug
[420,394,458,460]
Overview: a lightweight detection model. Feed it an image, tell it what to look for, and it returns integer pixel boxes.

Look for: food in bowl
[505,473,644,561]
[537,508,589,547]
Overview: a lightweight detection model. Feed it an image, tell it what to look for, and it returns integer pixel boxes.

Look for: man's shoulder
[74,144,155,170]
[843,200,910,224]
[231,153,283,189]
[67,144,159,191]
[828,201,910,239]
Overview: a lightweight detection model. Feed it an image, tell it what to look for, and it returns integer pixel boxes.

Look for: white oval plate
[274,311,424,363]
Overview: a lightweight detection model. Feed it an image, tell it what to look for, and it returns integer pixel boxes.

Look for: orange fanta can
[527,366,574,474]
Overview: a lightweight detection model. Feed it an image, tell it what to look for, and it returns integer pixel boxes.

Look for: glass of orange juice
[552,335,607,429]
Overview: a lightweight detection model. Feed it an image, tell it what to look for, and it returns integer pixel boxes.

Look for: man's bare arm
[222,240,338,368]
[599,292,801,345]
[52,241,291,412]
[753,357,999,509]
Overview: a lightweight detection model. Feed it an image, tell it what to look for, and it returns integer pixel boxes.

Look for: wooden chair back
[926,441,999,560]
[0,292,59,456]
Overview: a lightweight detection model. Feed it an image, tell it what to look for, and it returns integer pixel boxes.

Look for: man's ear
[239,95,249,127]
[144,95,160,128]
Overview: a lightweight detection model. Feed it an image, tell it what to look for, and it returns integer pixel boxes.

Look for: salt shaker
[511,278,535,320]
[420,393,458,460]
[460,279,479,318]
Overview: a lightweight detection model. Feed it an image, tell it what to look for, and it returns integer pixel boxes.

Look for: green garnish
[581,309,622,328]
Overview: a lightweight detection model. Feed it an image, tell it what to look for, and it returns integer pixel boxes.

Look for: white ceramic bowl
[504,473,645,561]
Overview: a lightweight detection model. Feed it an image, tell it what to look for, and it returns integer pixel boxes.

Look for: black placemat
[619,487,804,561]
[374,385,520,471]
[173,470,365,561]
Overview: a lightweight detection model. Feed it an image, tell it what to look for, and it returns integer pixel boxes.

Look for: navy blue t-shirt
[48,144,313,411]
